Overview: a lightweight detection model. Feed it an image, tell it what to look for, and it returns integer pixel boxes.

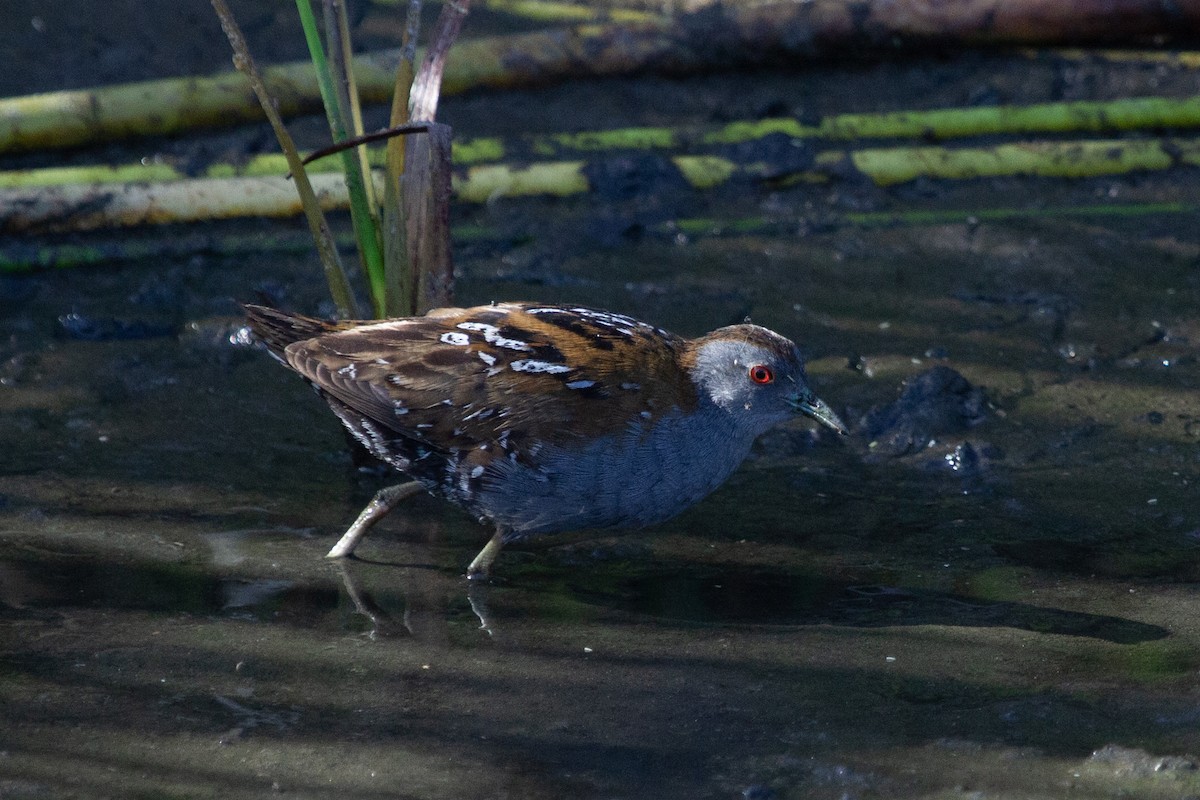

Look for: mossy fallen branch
[5,94,1200,192]
[3,0,1198,155]
[844,139,1180,185]
[0,173,358,233]
[471,0,658,24]
[5,135,1200,233]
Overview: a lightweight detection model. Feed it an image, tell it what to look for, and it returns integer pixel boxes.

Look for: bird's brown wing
[281,302,700,460]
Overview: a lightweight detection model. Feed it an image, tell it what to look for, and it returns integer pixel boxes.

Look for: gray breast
[474,403,756,538]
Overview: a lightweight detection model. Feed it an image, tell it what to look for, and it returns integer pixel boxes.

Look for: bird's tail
[242,304,352,360]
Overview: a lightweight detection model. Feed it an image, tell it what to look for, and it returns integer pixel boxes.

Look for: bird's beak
[790,391,849,435]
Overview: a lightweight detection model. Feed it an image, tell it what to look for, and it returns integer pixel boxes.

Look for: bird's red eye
[748,365,774,384]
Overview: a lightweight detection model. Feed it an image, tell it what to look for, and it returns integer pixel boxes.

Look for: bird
[243,302,847,578]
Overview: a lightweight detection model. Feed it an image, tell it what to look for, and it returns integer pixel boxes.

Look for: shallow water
[4,5,1200,798]
[4,211,1199,798]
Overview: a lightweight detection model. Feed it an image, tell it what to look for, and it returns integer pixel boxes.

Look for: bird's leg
[466,528,507,580]
[326,481,423,558]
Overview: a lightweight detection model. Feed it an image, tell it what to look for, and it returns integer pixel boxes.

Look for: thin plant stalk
[210,0,358,318]
[326,0,380,216]
[399,0,469,314]
[296,0,388,316]
[383,0,423,315]
[410,0,472,122]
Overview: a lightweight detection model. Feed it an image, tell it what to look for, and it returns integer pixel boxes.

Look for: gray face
[691,327,848,437]
[692,336,805,423]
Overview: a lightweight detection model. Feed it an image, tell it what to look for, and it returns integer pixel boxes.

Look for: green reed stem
[211,0,358,317]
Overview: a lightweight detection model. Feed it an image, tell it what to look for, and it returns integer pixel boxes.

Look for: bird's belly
[473,412,751,537]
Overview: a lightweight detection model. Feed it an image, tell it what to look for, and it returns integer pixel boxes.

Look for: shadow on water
[523,562,1170,643]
